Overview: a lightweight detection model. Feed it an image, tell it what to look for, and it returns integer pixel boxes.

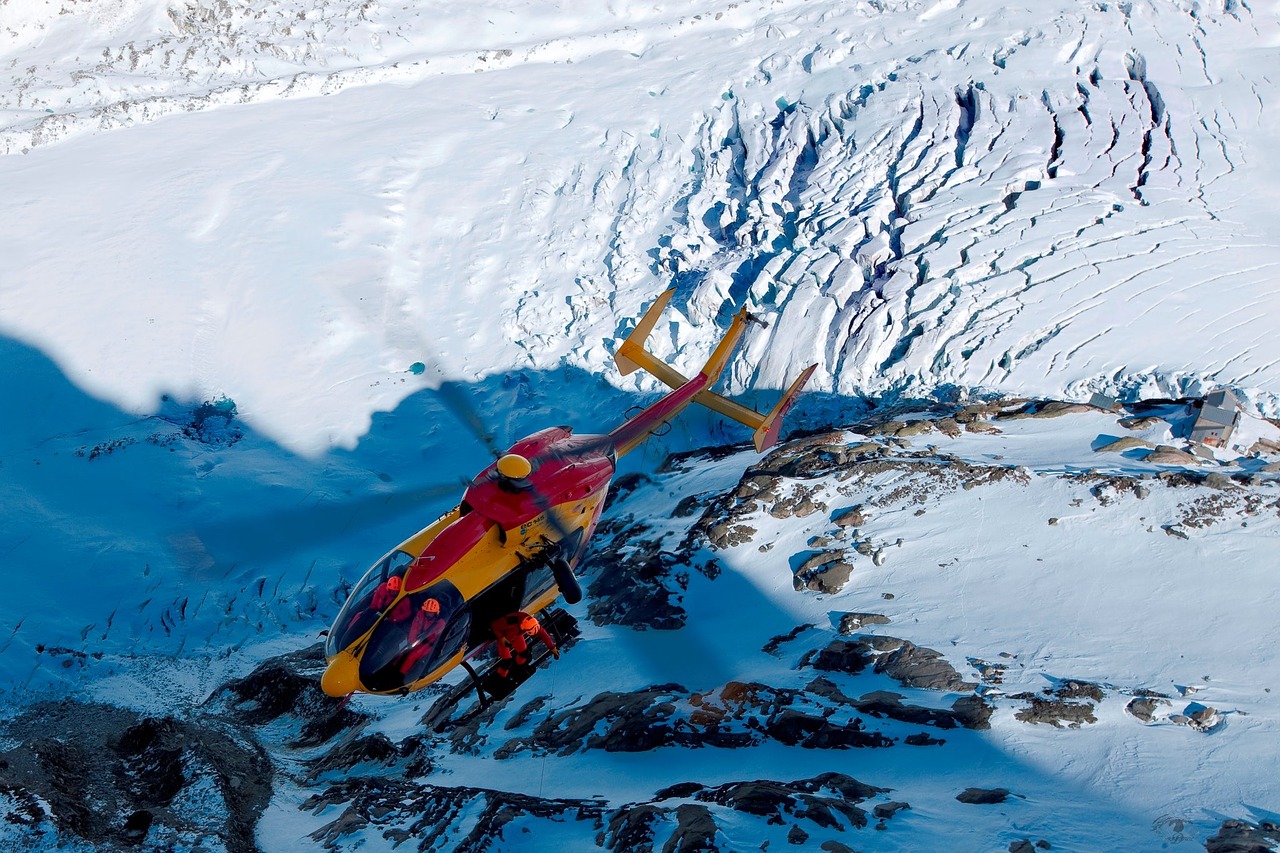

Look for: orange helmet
[421,598,441,614]
[518,614,539,633]
[386,576,402,591]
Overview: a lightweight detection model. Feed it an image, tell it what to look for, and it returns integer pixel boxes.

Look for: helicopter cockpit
[358,579,471,692]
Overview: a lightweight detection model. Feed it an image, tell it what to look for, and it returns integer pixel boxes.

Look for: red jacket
[492,611,556,654]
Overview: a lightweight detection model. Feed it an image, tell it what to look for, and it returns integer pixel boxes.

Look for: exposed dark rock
[950,695,995,730]
[303,776,605,851]
[1119,416,1163,430]
[1054,680,1105,702]
[805,636,976,693]
[0,702,272,853]
[1204,818,1280,853]
[1125,697,1162,723]
[874,801,911,819]
[904,732,946,746]
[673,494,702,517]
[821,842,858,853]
[770,482,827,518]
[664,803,720,852]
[996,401,1091,420]
[764,709,890,749]
[763,624,812,655]
[833,505,868,528]
[807,677,991,731]
[599,803,666,852]
[605,472,654,510]
[206,644,361,748]
[837,612,891,633]
[957,787,1013,804]
[306,732,401,779]
[871,637,978,693]
[1014,697,1097,728]
[1204,472,1236,490]
[694,773,885,829]
[1095,435,1156,454]
[802,639,873,674]
[793,550,855,593]
[1148,445,1201,466]
[587,532,688,630]
[896,419,935,438]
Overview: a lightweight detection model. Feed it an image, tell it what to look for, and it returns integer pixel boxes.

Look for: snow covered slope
[4,0,1280,851]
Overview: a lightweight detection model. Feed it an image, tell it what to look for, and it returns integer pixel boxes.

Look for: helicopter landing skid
[421,608,580,733]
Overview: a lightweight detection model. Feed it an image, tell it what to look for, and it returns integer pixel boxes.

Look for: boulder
[1095,436,1156,454]
[1146,445,1201,466]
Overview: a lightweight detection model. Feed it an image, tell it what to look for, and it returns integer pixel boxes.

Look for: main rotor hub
[496,453,533,480]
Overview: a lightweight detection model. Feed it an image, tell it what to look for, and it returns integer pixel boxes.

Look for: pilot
[491,611,560,679]
[371,575,412,622]
[399,598,447,675]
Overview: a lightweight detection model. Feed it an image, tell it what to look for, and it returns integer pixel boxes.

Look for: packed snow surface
[3,0,1280,851]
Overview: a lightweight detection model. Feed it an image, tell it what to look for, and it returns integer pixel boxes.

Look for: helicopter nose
[320,652,362,698]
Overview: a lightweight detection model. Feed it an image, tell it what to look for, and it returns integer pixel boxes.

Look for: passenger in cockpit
[399,598,446,676]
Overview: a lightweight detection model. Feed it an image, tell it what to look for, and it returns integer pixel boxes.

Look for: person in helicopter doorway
[399,598,447,676]
[491,611,559,679]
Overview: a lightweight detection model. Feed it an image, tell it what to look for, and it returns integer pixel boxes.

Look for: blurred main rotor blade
[435,379,504,460]
[169,480,468,577]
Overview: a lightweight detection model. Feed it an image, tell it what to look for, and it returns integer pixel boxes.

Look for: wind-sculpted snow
[3,0,1279,453]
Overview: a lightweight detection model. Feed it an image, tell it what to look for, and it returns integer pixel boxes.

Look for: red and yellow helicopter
[320,289,815,705]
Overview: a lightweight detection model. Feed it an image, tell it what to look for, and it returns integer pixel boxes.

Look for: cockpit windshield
[358,579,471,692]
[326,549,415,656]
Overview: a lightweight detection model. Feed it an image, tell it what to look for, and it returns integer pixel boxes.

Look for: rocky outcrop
[495,681,893,757]
[303,776,606,851]
[803,636,978,693]
[956,787,1016,804]
[1011,680,1104,729]
[1095,435,1156,454]
[1204,819,1280,853]
[0,702,272,853]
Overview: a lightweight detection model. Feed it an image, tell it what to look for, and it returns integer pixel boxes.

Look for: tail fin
[612,290,816,452]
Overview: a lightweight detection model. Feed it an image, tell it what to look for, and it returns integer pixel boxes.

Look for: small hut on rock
[1190,388,1241,448]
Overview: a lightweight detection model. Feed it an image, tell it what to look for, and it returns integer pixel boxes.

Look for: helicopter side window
[325,549,415,656]
[521,561,556,610]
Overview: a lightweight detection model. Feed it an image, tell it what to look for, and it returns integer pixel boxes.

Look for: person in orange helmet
[345,573,408,637]
[491,610,559,679]
[370,574,411,622]
[399,597,447,676]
